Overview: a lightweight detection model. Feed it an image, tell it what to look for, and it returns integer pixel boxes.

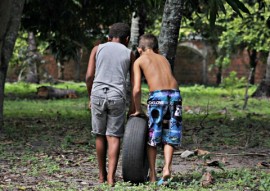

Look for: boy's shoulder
[135,54,149,64]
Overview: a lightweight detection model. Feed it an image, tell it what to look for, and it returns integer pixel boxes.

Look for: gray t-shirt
[92,42,131,99]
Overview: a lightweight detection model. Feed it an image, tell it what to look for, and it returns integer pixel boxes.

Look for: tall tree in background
[21,0,133,82]
[129,4,146,52]
[159,0,184,71]
[129,0,165,52]
[252,51,270,97]
[0,0,25,127]
[25,31,41,83]
[159,0,250,72]
[213,0,270,97]
[216,0,269,85]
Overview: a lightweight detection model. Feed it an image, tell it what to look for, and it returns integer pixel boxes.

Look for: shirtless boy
[131,34,182,185]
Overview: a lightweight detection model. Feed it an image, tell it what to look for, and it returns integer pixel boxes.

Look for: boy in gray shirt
[86,23,135,186]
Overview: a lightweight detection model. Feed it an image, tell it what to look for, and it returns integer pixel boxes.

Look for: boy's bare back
[134,50,178,92]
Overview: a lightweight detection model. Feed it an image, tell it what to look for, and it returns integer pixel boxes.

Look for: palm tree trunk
[0,0,25,128]
[57,60,65,80]
[159,0,184,72]
[127,7,146,110]
[129,12,140,52]
[25,31,39,83]
[129,3,146,50]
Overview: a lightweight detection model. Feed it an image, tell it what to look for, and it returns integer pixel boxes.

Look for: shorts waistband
[149,89,180,95]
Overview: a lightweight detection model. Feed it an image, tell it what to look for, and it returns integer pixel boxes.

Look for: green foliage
[145,18,163,36]
[216,1,270,66]
[180,1,269,82]
[21,0,133,50]
[220,71,246,96]
[9,31,49,78]
[10,32,28,67]
[47,36,81,62]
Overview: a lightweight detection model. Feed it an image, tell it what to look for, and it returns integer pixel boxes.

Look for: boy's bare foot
[148,170,157,182]
[99,172,107,183]
[107,177,115,187]
[149,175,157,183]
[162,168,171,180]
[99,178,107,183]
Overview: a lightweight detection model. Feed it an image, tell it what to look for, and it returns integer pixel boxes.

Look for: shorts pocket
[91,97,102,107]
[107,98,125,116]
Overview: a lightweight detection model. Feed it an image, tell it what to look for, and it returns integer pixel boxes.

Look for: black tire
[122,116,149,184]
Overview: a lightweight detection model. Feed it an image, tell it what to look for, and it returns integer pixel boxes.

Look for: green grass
[1,82,270,190]
[91,168,270,191]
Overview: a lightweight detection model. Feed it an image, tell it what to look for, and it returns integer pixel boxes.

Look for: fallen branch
[174,151,269,157]
[213,152,268,157]
[36,86,78,99]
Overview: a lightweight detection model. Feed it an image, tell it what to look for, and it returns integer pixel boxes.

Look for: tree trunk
[158,0,184,72]
[25,31,40,83]
[74,48,83,82]
[127,7,146,109]
[265,51,270,84]
[249,49,258,85]
[0,0,25,128]
[129,6,146,53]
[57,60,65,80]
[216,65,222,85]
[129,12,140,52]
[252,51,270,98]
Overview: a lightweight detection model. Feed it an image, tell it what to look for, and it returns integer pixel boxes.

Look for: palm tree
[24,31,41,83]
[159,0,250,72]
[0,0,25,127]
[158,0,184,71]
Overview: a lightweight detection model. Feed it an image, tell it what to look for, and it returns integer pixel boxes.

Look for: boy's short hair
[108,23,130,40]
[138,34,159,51]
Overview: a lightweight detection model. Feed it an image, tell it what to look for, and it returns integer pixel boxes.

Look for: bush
[220,71,246,96]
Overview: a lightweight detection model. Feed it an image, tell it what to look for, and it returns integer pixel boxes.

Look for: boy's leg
[147,145,157,182]
[96,135,108,183]
[163,144,174,179]
[106,135,120,186]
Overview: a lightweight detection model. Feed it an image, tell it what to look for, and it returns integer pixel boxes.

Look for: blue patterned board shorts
[147,89,182,147]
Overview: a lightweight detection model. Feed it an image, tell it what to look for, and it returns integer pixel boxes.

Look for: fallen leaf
[205,160,225,170]
[257,162,270,168]
[201,172,213,187]
[195,149,210,156]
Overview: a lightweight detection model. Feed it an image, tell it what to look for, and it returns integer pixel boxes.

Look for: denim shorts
[91,87,126,137]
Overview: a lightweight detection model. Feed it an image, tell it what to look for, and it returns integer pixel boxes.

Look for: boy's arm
[85,46,98,108]
[131,59,143,115]
[127,51,136,116]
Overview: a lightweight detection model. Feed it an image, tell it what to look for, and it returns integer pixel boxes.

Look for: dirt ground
[171,147,270,173]
[0,135,270,190]
[116,146,270,180]
[1,116,270,190]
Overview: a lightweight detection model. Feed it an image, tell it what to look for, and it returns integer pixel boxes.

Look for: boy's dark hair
[108,23,130,41]
[138,34,159,52]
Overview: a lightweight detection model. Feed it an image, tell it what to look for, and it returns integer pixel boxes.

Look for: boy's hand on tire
[129,111,147,119]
